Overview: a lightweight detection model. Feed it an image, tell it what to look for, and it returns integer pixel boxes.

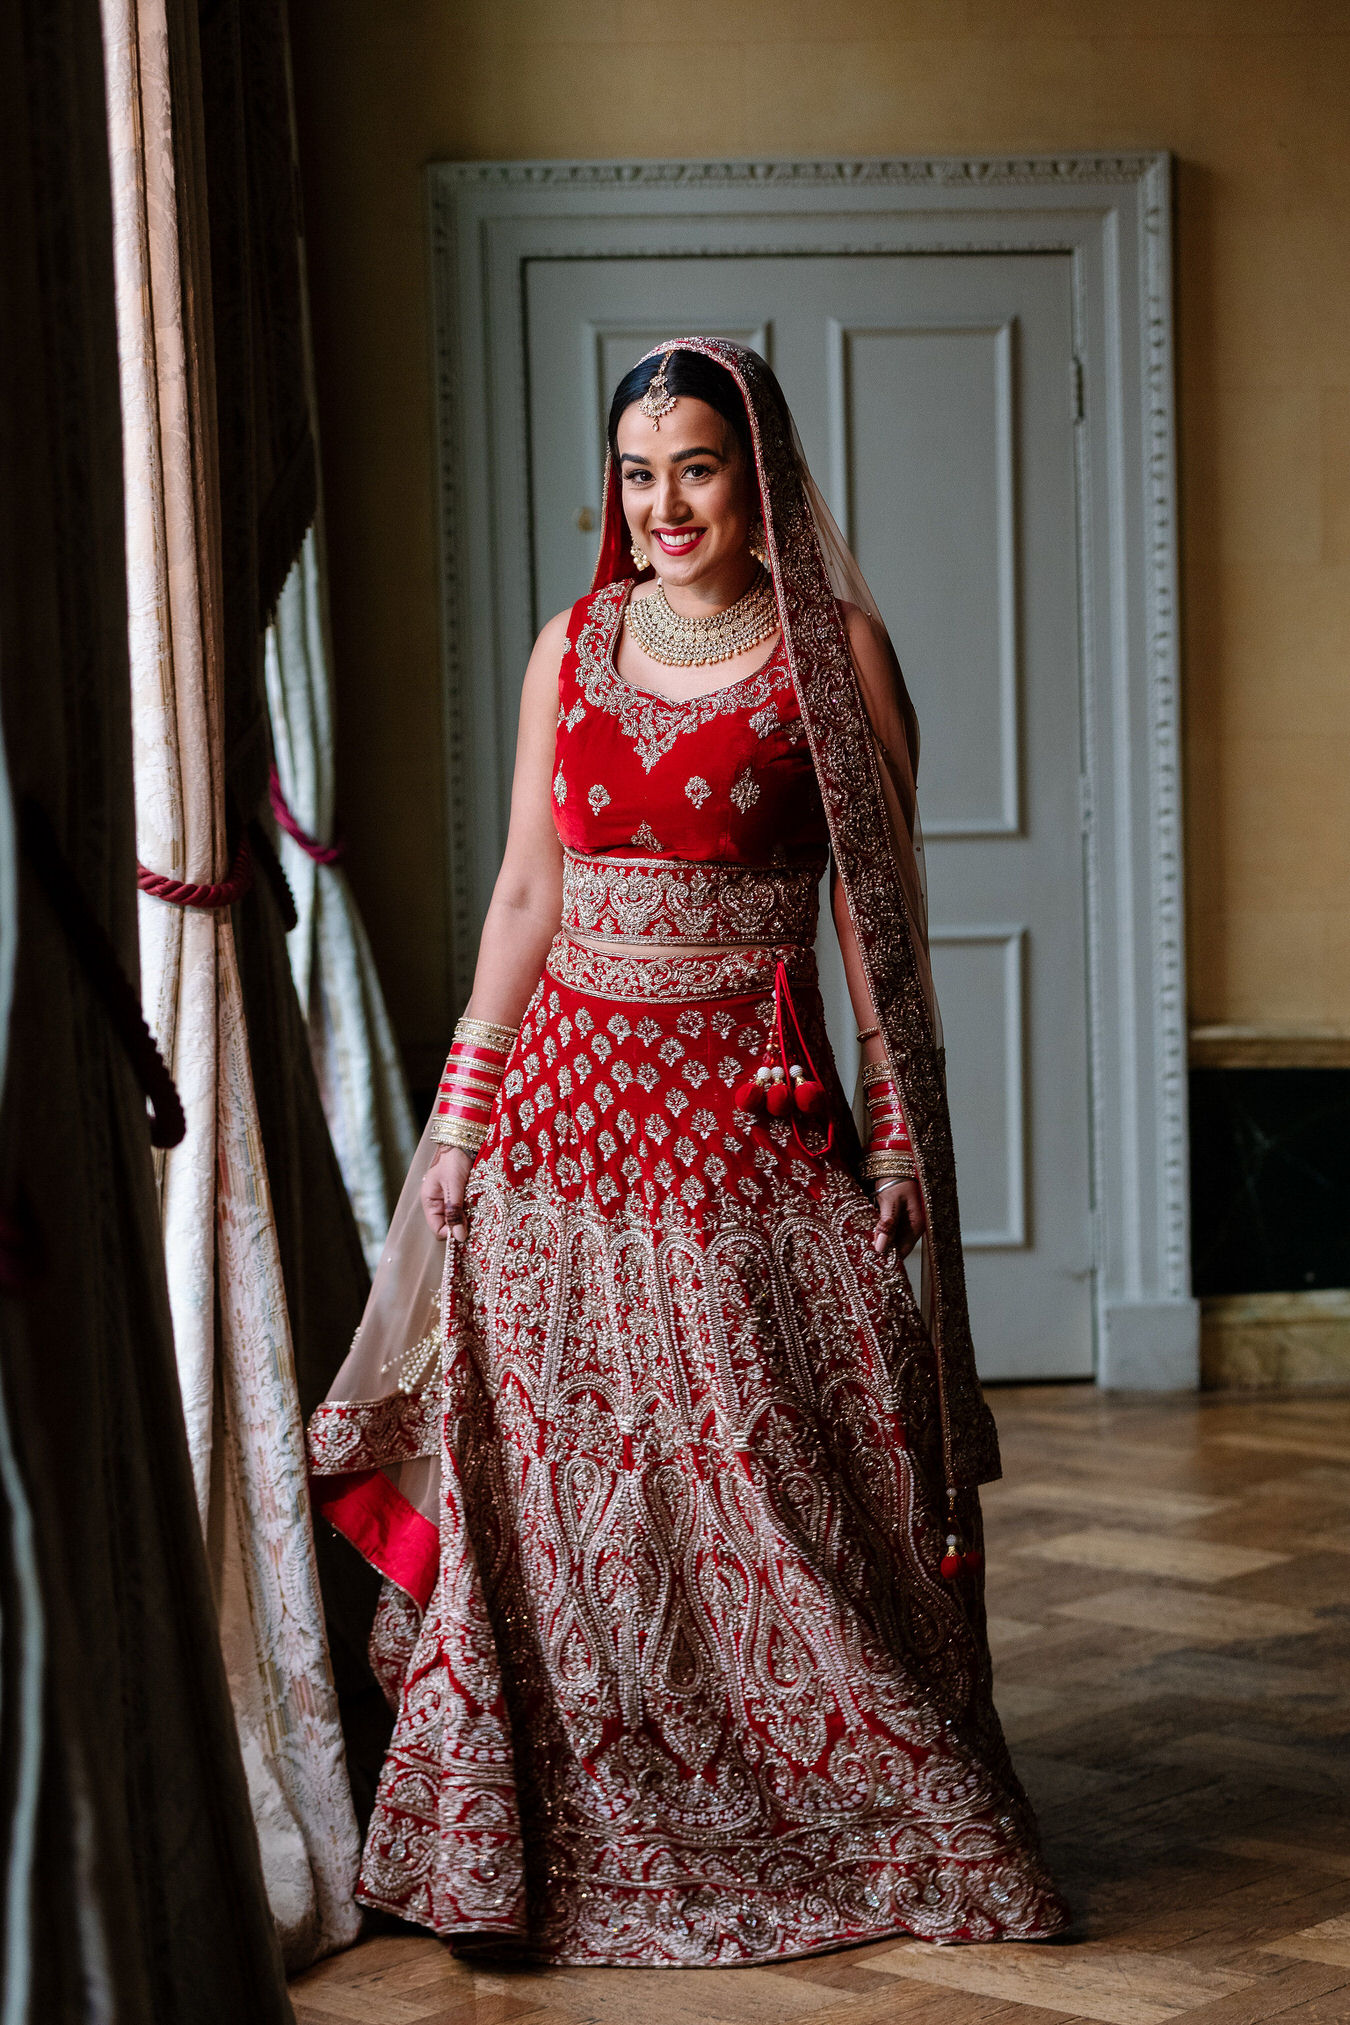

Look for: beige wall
[289,0,1350,1076]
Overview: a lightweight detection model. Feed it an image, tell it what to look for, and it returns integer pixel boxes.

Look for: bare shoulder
[520,607,571,701]
[534,607,572,662]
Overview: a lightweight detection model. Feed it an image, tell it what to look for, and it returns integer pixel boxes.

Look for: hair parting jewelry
[637,349,677,428]
[625,569,778,668]
[429,1016,519,1155]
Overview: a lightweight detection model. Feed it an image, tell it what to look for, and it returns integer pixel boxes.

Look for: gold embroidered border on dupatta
[595,342,999,1492]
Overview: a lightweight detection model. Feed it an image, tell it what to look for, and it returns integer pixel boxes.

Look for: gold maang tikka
[638,350,677,428]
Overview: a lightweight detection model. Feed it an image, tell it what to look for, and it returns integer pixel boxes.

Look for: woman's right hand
[421,1146,472,1242]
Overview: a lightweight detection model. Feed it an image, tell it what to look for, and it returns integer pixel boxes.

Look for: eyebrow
[619,445,725,464]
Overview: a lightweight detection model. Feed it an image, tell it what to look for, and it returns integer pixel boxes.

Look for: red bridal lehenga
[308,340,1068,1966]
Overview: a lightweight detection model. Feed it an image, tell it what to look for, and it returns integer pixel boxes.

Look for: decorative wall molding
[928,923,1028,1251]
[432,154,1166,192]
[427,152,1196,1387]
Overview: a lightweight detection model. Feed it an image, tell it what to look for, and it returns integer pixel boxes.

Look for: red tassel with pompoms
[732,964,835,1157]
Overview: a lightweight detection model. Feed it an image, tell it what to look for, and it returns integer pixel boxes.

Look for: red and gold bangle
[429,1016,518,1155]
[860,1061,916,1183]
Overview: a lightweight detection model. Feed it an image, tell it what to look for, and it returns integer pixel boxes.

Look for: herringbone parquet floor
[291,1385,1350,2025]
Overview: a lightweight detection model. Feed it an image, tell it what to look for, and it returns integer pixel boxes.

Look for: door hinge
[1071,356,1085,424]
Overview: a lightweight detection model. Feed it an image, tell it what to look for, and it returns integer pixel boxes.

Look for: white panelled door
[524,254,1092,1380]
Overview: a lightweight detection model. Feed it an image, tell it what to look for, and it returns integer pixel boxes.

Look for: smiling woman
[307,339,1068,1967]
[610,350,773,698]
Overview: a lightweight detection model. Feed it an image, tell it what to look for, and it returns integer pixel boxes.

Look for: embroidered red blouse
[552,580,829,870]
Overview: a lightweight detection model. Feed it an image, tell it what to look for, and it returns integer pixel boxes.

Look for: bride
[308,338,1068,1965]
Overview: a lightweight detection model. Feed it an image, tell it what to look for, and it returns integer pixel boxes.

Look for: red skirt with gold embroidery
[339,937,1066,1964]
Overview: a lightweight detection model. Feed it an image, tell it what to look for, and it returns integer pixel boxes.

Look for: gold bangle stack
[427,1015,520,1154]
[429,1118,489,1154]
[859,1059,916,1184]
[453,1016,519,1051]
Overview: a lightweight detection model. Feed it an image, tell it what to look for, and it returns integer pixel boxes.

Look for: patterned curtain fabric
[265,526,417,1270]
[101,0,359,1968]
[188,0,391,1836]
[0,0,294,2013]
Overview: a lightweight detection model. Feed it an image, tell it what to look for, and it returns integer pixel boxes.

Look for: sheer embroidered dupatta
[309,334,1000,1629]
[595,338,999,1495]
[306,1121,446,1609]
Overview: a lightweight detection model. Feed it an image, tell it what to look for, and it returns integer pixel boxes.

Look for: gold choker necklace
[625,570,778,668]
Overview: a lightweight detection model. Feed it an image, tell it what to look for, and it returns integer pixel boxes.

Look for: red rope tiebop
[268,764,344,866]
[136,831,253,909]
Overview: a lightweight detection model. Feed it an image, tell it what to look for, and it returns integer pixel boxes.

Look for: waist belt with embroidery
[561,849,821,947]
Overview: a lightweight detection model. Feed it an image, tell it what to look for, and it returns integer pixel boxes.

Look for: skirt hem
[354,1872,1071,1968]
[354,1901,1071,1969]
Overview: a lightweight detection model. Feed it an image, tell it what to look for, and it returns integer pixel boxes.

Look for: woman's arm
[423,611,569,1240]
[830,872,927,1262]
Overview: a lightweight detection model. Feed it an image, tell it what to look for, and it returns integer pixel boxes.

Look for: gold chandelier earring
[631,539,651,573]
[749,519,769,567]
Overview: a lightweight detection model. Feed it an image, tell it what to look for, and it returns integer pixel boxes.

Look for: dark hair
[606,349,753,462]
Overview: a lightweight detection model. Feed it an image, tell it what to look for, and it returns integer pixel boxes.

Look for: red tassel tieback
[733,960,833,1155]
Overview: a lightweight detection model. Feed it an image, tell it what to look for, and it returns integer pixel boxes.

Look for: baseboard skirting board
[1189,1025,1350,1069]
[1201,1289,1350,1390]
[1098,1298,1200,1390]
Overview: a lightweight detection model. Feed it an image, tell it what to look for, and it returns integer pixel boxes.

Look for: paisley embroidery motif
[684,775,711,809]
[345,960,1067,1963]
[587,784,611,813]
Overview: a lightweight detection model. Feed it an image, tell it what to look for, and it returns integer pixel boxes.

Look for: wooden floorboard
[290,1386,1350,2025]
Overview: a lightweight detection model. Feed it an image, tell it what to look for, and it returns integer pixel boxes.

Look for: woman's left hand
[874,1178,926,1258]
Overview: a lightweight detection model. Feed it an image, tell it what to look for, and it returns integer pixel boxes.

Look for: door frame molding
[426,152,1196,1387]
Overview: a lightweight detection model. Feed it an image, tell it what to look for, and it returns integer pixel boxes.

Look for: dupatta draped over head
[597,338,998,1494]
[312,338,998,1617]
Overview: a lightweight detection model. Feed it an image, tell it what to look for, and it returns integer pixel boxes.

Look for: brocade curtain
[190,0,389,1838]
[0,0,293,2013]
[266,524,416,1271]
[102,0,359,1967]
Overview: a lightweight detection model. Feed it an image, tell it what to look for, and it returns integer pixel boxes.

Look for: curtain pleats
[102,0,360,1967]
[191,0,391,1862]
[266,528,417,1270]
[0,722,44,2025]
[0,0,296,2013]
